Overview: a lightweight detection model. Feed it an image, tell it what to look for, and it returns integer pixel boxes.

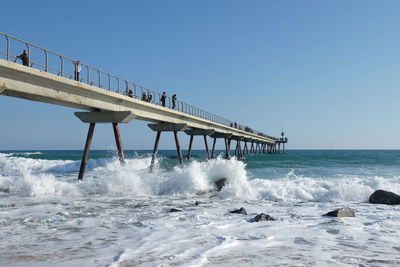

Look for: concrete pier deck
[0,59,277,144]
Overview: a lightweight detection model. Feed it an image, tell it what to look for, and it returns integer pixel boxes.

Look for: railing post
[44,50,48,72]
[5,36,10,61]
[59,56,64,77]
[97,70,101,87]
[26,44,30,67]
[86,65,90,84]
[107,74,111,90]
[125,80,129,96]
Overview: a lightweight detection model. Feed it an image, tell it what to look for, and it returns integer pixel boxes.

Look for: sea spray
[1,151,400,202]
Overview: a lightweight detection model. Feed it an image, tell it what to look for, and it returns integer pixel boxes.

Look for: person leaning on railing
[16,50,29,66]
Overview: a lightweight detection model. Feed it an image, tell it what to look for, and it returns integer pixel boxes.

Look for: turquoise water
[4,149,400,179]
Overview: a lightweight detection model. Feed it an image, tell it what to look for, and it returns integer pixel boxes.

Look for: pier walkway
[0,32,287,179]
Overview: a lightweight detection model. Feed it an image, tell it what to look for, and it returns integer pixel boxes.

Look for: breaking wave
[0,152,399,202]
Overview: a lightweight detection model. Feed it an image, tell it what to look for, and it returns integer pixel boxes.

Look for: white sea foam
[1,152,400,266]
[1,152,400,203]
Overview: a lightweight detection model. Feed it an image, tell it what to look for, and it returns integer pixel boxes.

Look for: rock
[194,201,201,206]
[209,194,221,200]
[251,213,276,222]
[323,208,355,217]
[0,188,10,193]
[170,208,183,212]
[229,207,248,215]
[214,178,227,191]
[369,190,400,205]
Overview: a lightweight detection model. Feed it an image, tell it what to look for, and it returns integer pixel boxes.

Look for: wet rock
[229,207,248,215]
[194,201,201,206]
[209,195,221,200]
[251,213,276,222]
[323,208,355,217]
[214,178,227,191]
[0,188,11,193]
[169,208,183,212]
[369,190,400,205]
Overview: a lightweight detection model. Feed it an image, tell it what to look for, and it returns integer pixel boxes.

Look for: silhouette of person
[172,94,177,109]
[74,60,81,81]
[16,50,29,66]
[127,89,133,98]
[160,92,167,107]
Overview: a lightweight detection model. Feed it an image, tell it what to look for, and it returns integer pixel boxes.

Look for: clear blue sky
[1,0,400,150]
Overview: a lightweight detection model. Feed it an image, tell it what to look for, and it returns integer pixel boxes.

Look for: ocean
[0,150,399,266]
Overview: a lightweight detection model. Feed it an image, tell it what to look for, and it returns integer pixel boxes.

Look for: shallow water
[1,150,400,266]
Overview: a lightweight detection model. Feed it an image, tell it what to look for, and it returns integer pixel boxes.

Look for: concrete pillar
[112,122,125,164]
[150,131,161,171]
[148,123,187,167]
[238,141,243,159]
[75,111,136,180]
[174,131,183,165]
[187,135,194,159]
[211,138,217,158]
[184,128,214,160]
[203,135,210,159]
[78,123,96,180]
[225,138,230,159]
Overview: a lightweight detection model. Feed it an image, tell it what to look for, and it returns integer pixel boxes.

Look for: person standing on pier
[142,92,147,101]
[74,60,81,81]
[126,88,133,98]
[160,92,167,107]
[16,50,29,66]
[172,94,177,109]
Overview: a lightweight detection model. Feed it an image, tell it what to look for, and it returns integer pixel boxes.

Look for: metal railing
[0,32,277,141]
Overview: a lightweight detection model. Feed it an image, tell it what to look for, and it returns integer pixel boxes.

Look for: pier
[0,32,287,179]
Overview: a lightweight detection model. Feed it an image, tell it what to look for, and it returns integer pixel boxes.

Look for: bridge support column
[112,122,125,164]
[209,132,232,159]
[78,123,95,180]
[203,135,210,159]
[235,141,239,156]
[75,111,136,180]
[150,131,161,171]
[184,128,214,159]
[187,135,194,159]
[148,123,188,168]
[225,138,231,159]
[228,136,244,159]
[211,138,217,158]
[238,141,243,159]
[174,131,183,165]
[250,143,254,154]
[243,141,248,155]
